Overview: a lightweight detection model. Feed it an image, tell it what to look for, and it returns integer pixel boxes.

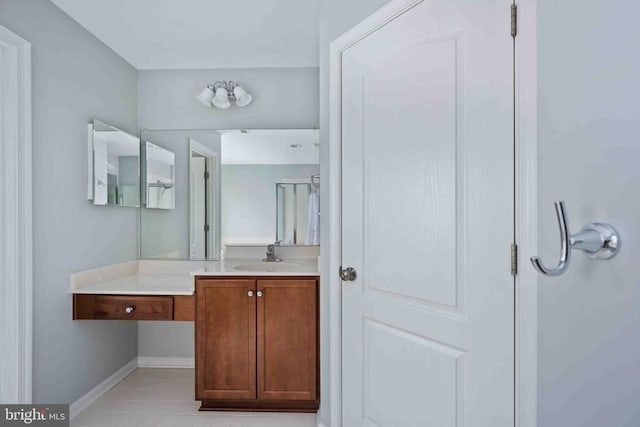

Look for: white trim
[327,25,344,427]
[327,1,424,425]
[327,0,538,425]
[514,0,538,426]
[69,358,138,418]
[0,25,32,404]
[137,357,195,369]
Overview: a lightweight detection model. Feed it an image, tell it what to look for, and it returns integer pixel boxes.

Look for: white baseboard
[137,357,195,368]
[70,358,138,419]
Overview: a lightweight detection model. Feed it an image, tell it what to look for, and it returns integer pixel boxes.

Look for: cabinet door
[257,279,318,401]
[196,278,256,400]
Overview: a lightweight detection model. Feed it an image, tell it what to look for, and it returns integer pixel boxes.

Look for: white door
[190,156,206,259]
[340,0,514,425]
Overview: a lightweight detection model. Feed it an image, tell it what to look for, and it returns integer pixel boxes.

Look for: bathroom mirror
[220,129,320,248]
[142,141,176,210]
[139,129,319,260]
[87,119,139,207]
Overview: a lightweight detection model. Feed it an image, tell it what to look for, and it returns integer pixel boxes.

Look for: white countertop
[192,258,319,277]
[72,273,196,295]
[71,259,319,296]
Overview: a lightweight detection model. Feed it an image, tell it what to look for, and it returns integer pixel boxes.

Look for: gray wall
[138,67,319,130]
[138,322,195,359]
[318,1,390,424]
[137,67,319,359]
[0,0,139,404]
[140,130,221,259]
[536,1,640,425]
[222,164,320,243]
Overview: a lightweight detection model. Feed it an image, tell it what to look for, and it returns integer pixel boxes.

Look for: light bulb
[211,87,231,109]
[195,86,214,107]
[233,85,253,107]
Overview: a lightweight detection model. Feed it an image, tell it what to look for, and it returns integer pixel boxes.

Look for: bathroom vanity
[80,123,321,412]
[71,259,319,412]
[195,275,318,412]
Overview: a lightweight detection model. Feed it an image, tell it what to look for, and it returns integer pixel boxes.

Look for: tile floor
[71,368,317,427]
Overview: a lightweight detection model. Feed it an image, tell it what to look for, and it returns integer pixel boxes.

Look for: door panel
[257,279,317,401]
[341,0,514,425]
[365,319,462,427]
[362,32,461,310]
[196,279,256,400]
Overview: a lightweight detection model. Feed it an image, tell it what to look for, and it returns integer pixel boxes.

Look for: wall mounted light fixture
[196,81,253,109]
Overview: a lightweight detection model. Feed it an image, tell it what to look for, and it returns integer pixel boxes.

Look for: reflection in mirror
[220,129,319,247]
[88,119,139,207]
[189,139,219,259]
[139,129,319,261]
[276,175,320,245]
[143,141,176,210]
[140,130,221,260]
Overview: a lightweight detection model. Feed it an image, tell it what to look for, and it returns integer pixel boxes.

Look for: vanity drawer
[92,295,173,320]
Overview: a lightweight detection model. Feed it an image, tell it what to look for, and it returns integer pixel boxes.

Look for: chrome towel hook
[530,201,621,276]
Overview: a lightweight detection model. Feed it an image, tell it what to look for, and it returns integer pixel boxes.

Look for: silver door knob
[339,266,357,281]
[124,306,135,314]
[248,291,254,297]
[256,291,263,297]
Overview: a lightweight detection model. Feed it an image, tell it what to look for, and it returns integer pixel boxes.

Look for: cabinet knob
[256,291,263,298]
[248,291,254,297]
[124,306,135,314]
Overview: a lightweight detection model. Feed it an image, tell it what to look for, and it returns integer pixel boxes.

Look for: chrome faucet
[263,243,282,262]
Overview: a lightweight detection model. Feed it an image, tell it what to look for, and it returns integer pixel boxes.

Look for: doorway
[189,138,220,260]
[0,25,32,404]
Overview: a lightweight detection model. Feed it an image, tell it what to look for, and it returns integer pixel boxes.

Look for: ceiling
[50,0,321,69]
[220,129,319,165]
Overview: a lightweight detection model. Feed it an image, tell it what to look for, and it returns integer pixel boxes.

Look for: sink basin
[232,262,301,273]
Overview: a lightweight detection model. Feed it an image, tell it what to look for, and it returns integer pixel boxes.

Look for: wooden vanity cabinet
[195,276,319,412]
[73,294,194,321]
[196,279,256,401]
